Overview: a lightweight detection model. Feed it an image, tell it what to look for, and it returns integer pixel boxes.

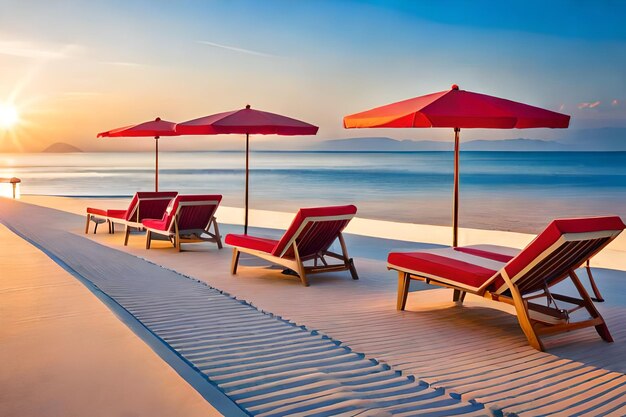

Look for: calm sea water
[1,151,625,232]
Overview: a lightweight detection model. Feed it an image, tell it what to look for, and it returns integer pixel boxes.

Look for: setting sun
[0,104,19,129]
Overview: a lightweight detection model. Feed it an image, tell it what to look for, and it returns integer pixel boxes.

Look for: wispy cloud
[196,40,276,57]
[578,101,601,109]
[0,40,80,60]
[612,99,620,106]
[559,104,565,112]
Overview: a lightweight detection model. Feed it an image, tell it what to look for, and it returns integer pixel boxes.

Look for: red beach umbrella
[97,117,178,192]
[176,105,318,234]
[344,84,570,246]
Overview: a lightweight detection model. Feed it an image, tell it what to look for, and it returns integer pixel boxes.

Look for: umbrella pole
[452,128,460,247]
[155,137,159,192]
[244,133,249,235]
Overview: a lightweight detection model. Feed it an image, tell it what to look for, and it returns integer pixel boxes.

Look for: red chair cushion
[87,207,108,216]
[388,216,625,294]
[388,249,501,290]
[106,209,128,220]
[143,217,169,231]
[455,246,515,262]
[225,234,279,254]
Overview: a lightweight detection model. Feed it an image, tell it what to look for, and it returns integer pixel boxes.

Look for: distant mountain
[42,142,83,153]
[558,127,626,151]
[312,137,451,151]
[314,137,567,151]
[463,139,567,151]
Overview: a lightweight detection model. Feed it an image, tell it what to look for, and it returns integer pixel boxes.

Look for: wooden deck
[140,253,626,416]
[105,229,626,416]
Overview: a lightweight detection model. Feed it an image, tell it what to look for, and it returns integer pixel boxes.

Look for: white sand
[0,223,221,417]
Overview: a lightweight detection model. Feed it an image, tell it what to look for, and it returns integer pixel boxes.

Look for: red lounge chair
[387,216,625,351]
[225,205,359,286]
[447,245,608,302]
[142,194,223,252]
[85,192,177,243]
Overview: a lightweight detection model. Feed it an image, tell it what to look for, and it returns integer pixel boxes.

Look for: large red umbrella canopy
[176,104,319,136]
[97,117,178,192]
[176,105,319,234]
[344,85,570,246]
[344,85,570,129]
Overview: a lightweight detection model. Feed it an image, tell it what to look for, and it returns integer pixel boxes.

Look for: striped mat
[0,200,487,416]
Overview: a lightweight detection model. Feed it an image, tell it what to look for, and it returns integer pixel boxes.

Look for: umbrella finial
[155,117,161,122]
[451,84,459,90]
[245,104,251,109]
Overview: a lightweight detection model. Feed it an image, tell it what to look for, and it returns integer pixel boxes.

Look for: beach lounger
[442,246,608,302]
[225,205,359,286]
[143,194,223,252]
[387,216,625,351]
[85,192,177,244]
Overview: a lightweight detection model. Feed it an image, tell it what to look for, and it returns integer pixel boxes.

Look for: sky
[0,0,625,152]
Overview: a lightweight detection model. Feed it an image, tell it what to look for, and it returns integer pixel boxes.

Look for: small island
[42,142,83,153]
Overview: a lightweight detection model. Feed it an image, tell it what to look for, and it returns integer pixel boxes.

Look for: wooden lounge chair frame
[144,198,222,252]
[391,226,622,351]
[229,212,359,287]
[84,192,177,246]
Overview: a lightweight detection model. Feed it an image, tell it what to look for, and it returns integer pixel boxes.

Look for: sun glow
[0,103,19,129]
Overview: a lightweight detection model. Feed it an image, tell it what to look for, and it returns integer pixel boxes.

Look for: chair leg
[124,225,131,246]
[585,260,604,302]
[213,217,223,249]
[172,219,181,252]
[397,272,410,311]
[296,261,309,287]
[338,233,358,280]
[348,258,359,280]
[85,214,90,234]
[513,296,544,351]
[111,222,115,234]
[501,270,544,350]
[175,229,181,252]
[93,222,98,234]
[292,243,309,287]
[145,230,151,249]
[231,248,240,275]
[453,289,467,304]
[570,270,613,342]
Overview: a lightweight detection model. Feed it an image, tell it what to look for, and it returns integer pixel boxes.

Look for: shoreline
[16,191,626,235]
[18,195,626,271]
[7,150,626,154]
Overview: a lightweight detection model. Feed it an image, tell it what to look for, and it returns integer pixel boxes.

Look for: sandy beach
[0,222,222,417]
[1,195,625,416]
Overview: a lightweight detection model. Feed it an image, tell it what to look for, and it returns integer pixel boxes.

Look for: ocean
[1,151,625,233]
